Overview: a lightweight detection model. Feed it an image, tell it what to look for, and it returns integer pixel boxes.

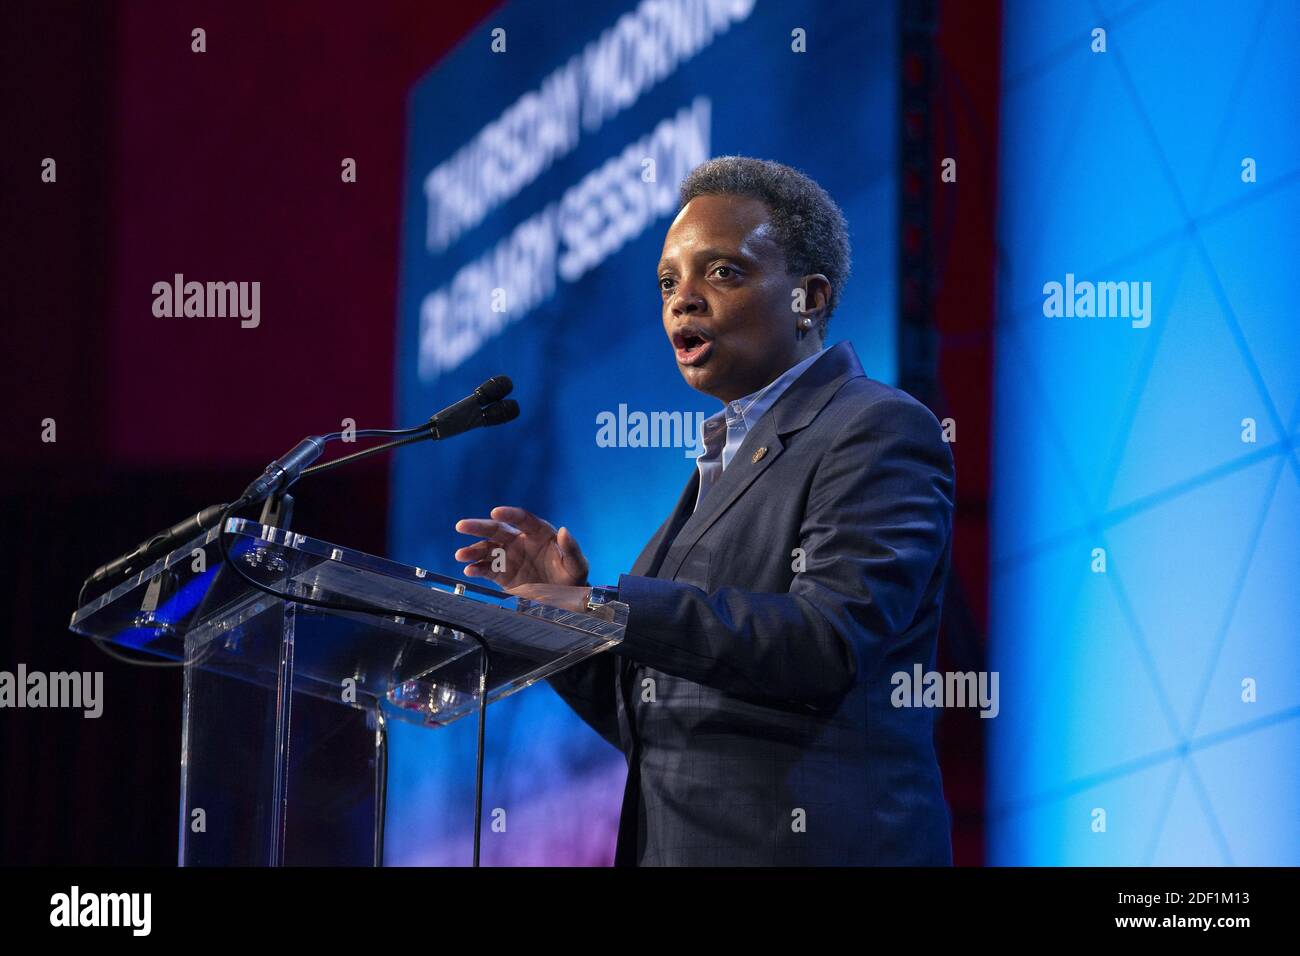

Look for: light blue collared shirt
[693,347,828,512]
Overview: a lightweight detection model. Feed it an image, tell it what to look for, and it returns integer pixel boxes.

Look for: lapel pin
[751,446,768,464]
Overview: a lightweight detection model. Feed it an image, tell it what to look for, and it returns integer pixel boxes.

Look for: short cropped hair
[678,156,851,331]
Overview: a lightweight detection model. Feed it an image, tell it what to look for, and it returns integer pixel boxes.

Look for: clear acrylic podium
[69,517,626,866]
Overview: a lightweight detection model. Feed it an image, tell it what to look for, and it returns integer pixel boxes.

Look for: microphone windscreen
[482,399,520,426]
[476,375,513,404]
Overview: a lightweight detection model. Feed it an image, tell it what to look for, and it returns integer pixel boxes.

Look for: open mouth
[672,327,714,367]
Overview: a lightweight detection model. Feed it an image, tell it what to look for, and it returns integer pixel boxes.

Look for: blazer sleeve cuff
[613,573,695,665]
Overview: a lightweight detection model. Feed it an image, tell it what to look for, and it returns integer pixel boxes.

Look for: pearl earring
[799,317,813,330]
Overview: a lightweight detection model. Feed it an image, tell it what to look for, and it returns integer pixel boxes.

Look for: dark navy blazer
[548,341,955,865]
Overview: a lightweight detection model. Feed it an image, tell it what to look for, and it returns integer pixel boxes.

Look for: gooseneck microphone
[80,375,517,594]
[428,374,514,440]
[237,374,515,507]
[82,503,232,591]
[238,435,329,505]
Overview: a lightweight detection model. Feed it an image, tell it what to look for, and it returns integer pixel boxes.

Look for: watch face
[586,588,618,621]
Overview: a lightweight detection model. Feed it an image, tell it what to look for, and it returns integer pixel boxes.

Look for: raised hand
[453,506,589,590]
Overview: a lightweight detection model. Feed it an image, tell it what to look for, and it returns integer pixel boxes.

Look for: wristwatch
[585,584,622,622]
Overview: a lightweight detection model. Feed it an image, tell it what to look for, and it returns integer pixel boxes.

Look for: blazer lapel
[655,423,784,582]
[655,341,866,583]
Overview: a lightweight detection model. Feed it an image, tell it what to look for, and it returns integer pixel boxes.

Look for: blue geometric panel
[990,0,1300,865]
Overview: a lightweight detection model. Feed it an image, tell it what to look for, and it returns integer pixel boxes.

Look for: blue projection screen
[386,0,899,864]
[990,0,1300,865]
